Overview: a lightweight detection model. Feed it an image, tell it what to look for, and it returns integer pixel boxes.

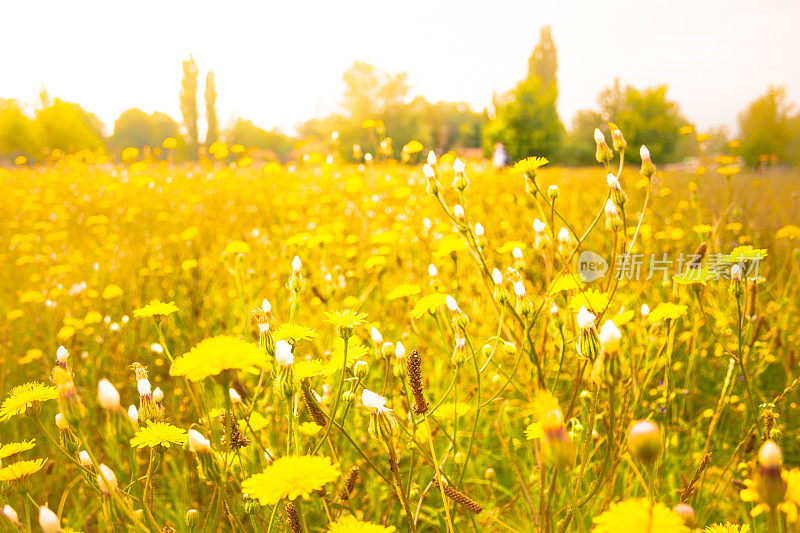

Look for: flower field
[1,139,799,532]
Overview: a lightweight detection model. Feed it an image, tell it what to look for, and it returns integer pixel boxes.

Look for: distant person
[492,142,509,169]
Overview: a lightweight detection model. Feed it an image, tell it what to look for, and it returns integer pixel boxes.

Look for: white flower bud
[97,463,118,493]
[153,387,164,403]
[229,388,242,404]
[137,378,151,397]
[39,506,60,533]
[55,413,69,431]
[428,264,438,277]
[423,164,435,178]
[56,345,69,363]
[79,450,92,467]
[128,405,138,424]
[640,145,651,161]
[474,222,484,237]
[361,388,390,414]
[599,320,622,353]
[291,256,302,272]
[3,505,19,526]
[275,340,294,367]
[492,268,503,285]
[550,302,559,315]
[453,158,465,174]
[594,128,605,144]
[576,306,596,330]
[427,150,437,165]
[97,379,120,410]
[261,299,271,313]
[395,341,406,359]
[150,343,164,354]
[370,327,382,344]
[558,227,570,243]
[188,429,211,453]
[533,218,546,234]
[513,280,526,298]
[453,204,465,219]
[512,247,523,259]
[445,295,459,312]
[640,304,650,317]
[606,173,621,189]
[604,199,618,217]
[731,264,742,281]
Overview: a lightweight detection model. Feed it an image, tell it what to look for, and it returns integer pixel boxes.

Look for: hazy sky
[2,0,798,137]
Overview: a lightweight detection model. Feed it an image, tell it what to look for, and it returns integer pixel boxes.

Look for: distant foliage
[597,80,687,163]
[484,26,564,161]
[205,71,219,145]
[737,86,794,166]
[180,57,199,148]
[111,109,181,157]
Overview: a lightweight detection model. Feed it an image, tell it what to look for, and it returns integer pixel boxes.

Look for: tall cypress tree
[527,26,557,89]
[205,71,218,145]
[180,57,199,150]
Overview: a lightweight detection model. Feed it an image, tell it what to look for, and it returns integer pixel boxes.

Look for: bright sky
[2,0,798,138]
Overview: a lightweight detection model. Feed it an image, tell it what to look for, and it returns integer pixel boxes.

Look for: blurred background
[0,0,798,167]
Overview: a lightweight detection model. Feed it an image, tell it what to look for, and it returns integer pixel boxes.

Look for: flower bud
[547,185,559,201]
[97,463,118,494]
[153,387,164,403]
[186,509,199,528]
[594,129,613,164]
[627,420,662,466]
[640,145,655,178]
[453,204,466,225]
[381,342,395,359]
[607,173,627,207]
[229,388,242,404]
[275,340,294,367]
[640,304,650,318]
[604,200,622,232]
[427,151,437,165]
[39,506,60,533]
[3,505,19,527]
[394,341,406,359]
[370,327,383,344]
[672,503,696,528]
[56,345,69,366]
[575,306,600,361]
[97,379,121,410]
[611,127,627,152]
[353,361,368,380]
[188,429,212,453]
[55,412,69,431]
[452,158,469,192]
[79,450,92,466]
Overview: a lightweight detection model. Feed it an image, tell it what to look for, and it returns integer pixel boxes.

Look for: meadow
[0,134,799,532]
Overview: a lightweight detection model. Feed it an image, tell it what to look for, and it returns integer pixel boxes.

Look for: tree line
[1,29,798,167]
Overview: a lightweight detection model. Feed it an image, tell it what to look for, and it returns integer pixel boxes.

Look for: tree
[598,80,686,163]
[205,71,218,145]
[34,98,105,155]
[0,100,38,158]
[483,76,564,161]
[180,57,199,149]
[528,26,557,89]
[110,109,181,157]
[736,86,793,166]
[483,26,564,161]
[225,119,293,159]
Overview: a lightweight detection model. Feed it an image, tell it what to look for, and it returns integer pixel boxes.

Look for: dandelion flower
[133,300,179,318]
[327,515,396,533]
[592,498,688,533]
[514,156,549,174]
[130,421,188,448]
[324,310,367,330]
[170,335,267,382]
[242,455,340,505]
[0,439,36,459]
[704,525,750,533]
[0,458,46,482]
[0,382,58,422]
